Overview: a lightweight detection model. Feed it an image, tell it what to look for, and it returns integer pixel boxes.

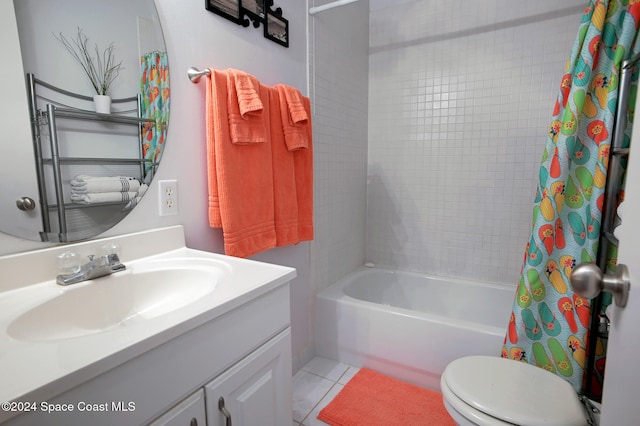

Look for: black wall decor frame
[205,0,243,25]
[265,11,288,47]
[242,0,265,27]
[204,0,289,47]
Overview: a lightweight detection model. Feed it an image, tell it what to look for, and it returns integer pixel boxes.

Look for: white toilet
[440,356,591,426]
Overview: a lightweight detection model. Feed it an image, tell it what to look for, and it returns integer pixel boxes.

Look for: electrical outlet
[158,179,178,216]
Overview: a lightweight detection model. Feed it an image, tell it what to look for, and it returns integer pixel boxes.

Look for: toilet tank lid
[442,356,587,426]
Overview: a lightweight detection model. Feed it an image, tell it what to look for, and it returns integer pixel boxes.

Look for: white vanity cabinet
[148,389,206,426]
[204,329,291,426]
[4,283,293,426]
[149,329,291,426]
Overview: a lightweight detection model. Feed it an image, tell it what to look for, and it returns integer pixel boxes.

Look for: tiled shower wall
[367,0,585,285]
[310,0,369,295]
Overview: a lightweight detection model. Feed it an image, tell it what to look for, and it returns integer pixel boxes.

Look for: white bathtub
[315,267,515,390]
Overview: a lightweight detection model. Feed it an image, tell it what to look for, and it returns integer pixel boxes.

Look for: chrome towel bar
[188,67,211,83]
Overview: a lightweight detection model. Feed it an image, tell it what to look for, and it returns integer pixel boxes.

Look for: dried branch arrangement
[54,28,123,96]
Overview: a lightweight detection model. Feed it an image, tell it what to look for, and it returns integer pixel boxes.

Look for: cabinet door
[148,389,206,426]
[205,329,292,426]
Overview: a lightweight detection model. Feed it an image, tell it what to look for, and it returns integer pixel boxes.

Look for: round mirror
[1,0,169,243]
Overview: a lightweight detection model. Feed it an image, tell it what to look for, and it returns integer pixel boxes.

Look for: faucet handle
[101,243,121,257]
[57,251,81,276]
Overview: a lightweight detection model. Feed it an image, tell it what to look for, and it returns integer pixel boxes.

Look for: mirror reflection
[1,0,169,243]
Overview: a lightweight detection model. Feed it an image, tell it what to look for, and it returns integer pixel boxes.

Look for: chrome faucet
[56,253,126,286]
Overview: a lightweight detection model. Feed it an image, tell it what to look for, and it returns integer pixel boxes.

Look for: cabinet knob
[16,197,36,211]
[218,397,232,426]
[189,418,198,426]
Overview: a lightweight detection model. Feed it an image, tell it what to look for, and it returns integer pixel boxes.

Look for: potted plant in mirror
[54,28,123,114]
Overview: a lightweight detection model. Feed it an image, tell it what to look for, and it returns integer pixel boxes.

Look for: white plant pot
[93,95,112,114]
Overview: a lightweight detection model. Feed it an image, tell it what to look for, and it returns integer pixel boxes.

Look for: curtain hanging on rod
[502,0,640,394]
[140,51,170,177]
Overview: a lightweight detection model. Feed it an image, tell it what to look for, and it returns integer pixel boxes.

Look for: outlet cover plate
[158,179,178,216]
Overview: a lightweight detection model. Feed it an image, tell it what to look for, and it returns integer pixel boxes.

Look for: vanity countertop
[0,226,296,422]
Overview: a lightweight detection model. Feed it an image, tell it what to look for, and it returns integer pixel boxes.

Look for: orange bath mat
[317,368,456,426]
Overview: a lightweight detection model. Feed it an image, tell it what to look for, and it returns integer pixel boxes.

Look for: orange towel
[294,96,314,241]
[227,68,267,144]
[205,69,222,228]
[205,69,276,257]
[268,86,302,246]
[275,84,310,151]
[276,83,308,124]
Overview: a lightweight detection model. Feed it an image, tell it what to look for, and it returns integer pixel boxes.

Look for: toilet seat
[441,356,587,426]
[441,378,514,426]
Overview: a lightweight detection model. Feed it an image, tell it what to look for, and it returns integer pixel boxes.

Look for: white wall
[149,0,311,372]
[0,0,313,372]
[367,0,585,285]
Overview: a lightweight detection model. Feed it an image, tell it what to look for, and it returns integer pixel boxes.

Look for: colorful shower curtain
[140,51,170,177]
[503,0,640,393]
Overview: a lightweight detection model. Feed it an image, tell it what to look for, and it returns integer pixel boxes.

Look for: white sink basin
[7,259,228,342]
[0,226,298,421]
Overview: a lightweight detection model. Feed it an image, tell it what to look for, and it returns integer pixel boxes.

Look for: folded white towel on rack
[124,184,149,209]
[71,191,138,205]
[71,175,137,182]
[137,183,149,197]
[70,175,141,193]
[125,197,141,209]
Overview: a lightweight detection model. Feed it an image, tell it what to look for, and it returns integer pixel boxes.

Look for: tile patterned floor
[292,357,360,426]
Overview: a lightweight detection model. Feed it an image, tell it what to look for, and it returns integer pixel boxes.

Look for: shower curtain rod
[309,0,359,15]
